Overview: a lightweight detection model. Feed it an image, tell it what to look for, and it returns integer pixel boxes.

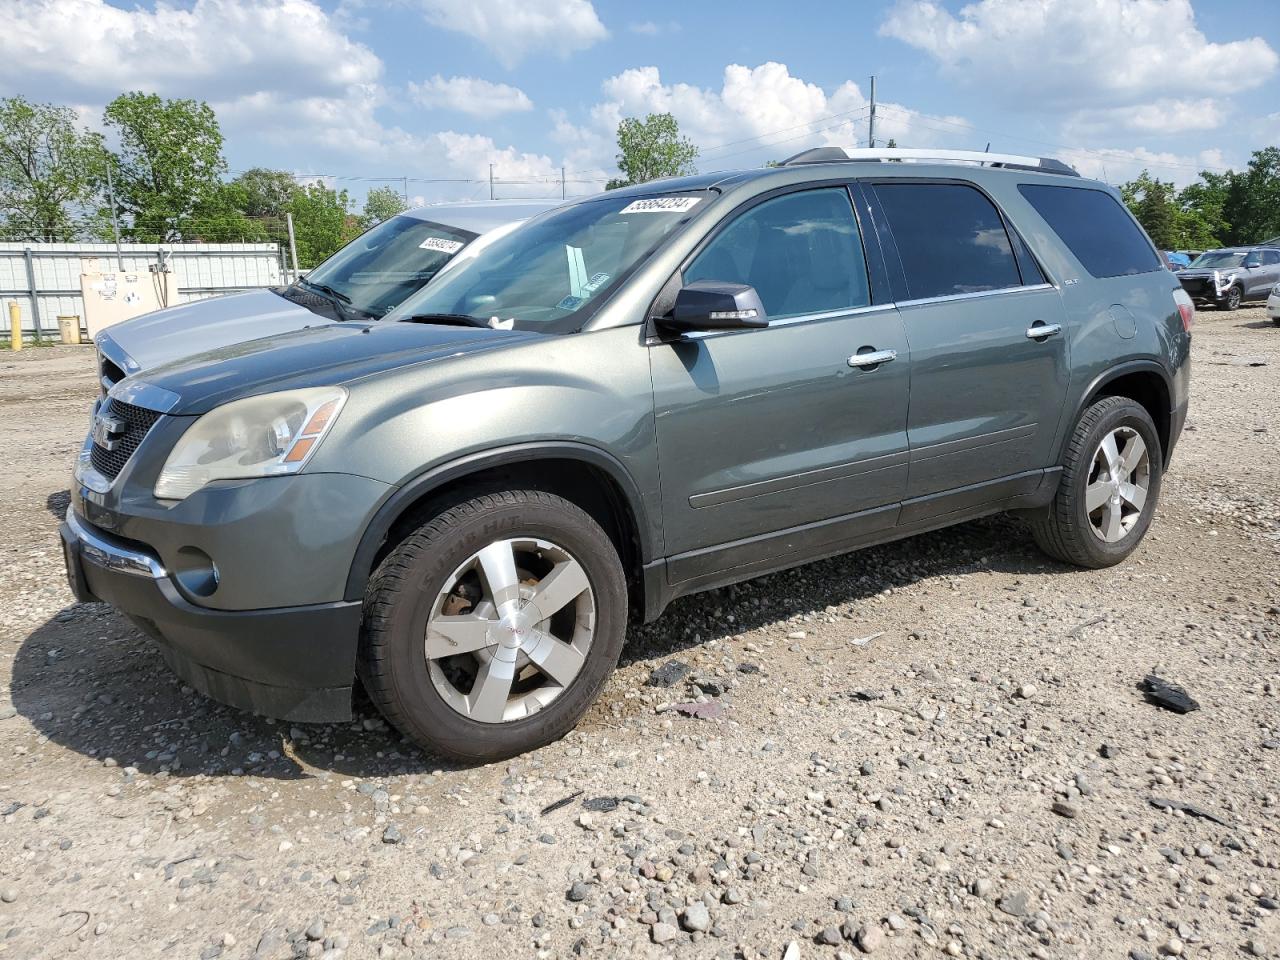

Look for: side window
[1259,250,1279,266]
[1018,184,1161,279]
[873,182,1022,299]
[684,188,869,321]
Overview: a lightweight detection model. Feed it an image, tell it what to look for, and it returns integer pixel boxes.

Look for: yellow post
[7,302,21,351]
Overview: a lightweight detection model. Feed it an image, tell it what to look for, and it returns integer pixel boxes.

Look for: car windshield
[1189,251,1246,269]
[302,215,479,318]
[387,193,710,333]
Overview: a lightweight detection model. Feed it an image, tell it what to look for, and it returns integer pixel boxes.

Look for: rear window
[1018,184,1160,279]
[873,182,1023,299]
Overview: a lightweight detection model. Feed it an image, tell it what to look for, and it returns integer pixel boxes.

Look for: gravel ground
[1,306,1278,960]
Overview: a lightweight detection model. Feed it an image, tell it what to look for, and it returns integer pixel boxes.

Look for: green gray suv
[61,148,1194,762]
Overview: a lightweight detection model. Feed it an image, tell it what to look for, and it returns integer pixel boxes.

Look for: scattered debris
[1051,800,1081,819]
[1140,674,1201,713]
[736,663,760,674]
[673,701,725,720]
[646,660,691,688]
[1149,797,1230,826]
[581,796,620,813]
[851,631,884,647]
[540,791,584,816]
[850,689,886,702]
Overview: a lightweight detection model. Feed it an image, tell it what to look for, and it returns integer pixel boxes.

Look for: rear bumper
[61,511,360,722]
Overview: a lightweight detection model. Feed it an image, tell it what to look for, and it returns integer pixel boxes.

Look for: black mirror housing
[660,281,769,333]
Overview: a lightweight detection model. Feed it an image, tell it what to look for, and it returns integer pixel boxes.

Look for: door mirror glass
[1244,253,1263,268]
[659,281,769,333]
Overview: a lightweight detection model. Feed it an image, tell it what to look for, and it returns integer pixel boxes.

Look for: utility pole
[106,161,124,271]
[402,176,410,207]
[285,212,300,283]
[561,166,566,200]
[489,164,495,200]
[868,75,877,149]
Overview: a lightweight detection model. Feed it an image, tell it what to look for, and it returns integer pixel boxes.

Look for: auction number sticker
[619,197,701,214]
[419,237,465,254]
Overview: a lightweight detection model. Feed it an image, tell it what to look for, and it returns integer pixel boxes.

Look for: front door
[868,180,1070,514]
[648,186,911,584]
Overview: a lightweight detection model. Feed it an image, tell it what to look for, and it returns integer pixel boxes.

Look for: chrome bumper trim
[66,511,166,579]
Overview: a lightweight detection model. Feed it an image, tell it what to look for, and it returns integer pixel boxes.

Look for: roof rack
[779,147,1080,177]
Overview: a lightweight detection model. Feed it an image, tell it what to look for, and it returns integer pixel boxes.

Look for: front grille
[90,399,162,481]
[1179,278,1214,298]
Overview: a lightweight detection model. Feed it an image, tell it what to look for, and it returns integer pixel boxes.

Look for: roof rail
[779,147,1080,177]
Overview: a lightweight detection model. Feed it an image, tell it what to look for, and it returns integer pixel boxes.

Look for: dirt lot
[1,307,1278,960]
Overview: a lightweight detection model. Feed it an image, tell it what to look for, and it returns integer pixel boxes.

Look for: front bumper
[61,510,362,722]
[1268,294,1280,320]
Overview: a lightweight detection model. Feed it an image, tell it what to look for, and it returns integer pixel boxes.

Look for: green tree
[0,96,107,241]
[1120,170,1179,249]
[1219,147,1280,246]
[288,182,359,268]
[361,185,408,228]
[103,92,229,241]
[1178,171,1229,248]
[606,113,698,189]
[228,167,298,219]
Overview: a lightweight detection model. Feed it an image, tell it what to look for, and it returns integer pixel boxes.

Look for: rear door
[866,180,1071,514]
[648,185,910,581]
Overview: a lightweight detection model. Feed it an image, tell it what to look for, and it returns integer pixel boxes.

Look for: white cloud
[1063,98,1226,139]
[880,0,1278,111]
[0,0,383,102]
[628,20,680,36]
[554,62,974,176]
[414,0,607,68]
[408,75,533,116]
[1055,145,1226,187]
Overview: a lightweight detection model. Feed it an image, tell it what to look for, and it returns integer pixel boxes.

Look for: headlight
[155,387,347,501]
[1272,282,1280,296]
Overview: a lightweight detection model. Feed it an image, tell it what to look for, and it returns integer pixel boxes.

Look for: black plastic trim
[344,441,654,602]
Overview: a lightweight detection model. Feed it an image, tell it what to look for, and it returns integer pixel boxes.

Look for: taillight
[1177,302,1194,332]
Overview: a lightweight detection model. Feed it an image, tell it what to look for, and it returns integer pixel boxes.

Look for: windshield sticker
[583,272,610,293]
[620,197,701,214]
[419,237,464,254]
[557,295,585,311]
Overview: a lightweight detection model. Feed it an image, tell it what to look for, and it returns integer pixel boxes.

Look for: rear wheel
[358,490,627,762]
[1030,397,1162,568]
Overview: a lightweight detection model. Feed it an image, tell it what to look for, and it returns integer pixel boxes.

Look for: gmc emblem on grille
[91,412,127,451]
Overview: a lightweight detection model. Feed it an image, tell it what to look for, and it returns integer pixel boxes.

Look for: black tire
[358,490,627,763]
[1221,285,1242,310]
[1030,397,1163,569]
[1271,317,1280,327]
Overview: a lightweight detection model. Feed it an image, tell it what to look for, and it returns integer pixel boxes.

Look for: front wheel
[1222,285,1243,310]
[1030,397,1162,568]
[358,490,628,762]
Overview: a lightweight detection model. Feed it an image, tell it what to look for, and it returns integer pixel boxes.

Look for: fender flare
[343,441,654,602]
[1060,359,1175,466]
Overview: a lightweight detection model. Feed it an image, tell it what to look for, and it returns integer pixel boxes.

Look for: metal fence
[0,242,286,340]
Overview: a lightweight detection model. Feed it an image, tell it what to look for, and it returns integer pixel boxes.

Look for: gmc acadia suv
[61,148,1194,762]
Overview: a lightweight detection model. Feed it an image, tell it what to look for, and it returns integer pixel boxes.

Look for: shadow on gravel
[45,489,70,520]
[1234,318,1276,330]
[12,513,1064,781]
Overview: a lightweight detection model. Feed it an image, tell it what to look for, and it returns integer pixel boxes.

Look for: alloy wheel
[424,537,595,724]
[1085,426,1151,543]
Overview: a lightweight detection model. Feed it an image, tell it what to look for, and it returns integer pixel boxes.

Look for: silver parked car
[1176,245,1280,310]
[95,200,561,387]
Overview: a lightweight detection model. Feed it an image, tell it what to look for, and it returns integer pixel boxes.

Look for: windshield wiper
[398,313,494,329]
[301,278,351,304]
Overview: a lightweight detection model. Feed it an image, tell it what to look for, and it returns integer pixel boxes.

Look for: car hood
[129,320,539,416]
[1179,265,1245,277]
[99,289,320,372]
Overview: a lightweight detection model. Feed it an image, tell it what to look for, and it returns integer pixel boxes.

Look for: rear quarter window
[1018,184,1161,279]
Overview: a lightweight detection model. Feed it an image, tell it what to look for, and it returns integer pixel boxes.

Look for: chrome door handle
[848,349,897,368]
[1026,322,1062,340]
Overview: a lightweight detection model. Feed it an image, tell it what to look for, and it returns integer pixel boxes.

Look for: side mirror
[659,281,769,334]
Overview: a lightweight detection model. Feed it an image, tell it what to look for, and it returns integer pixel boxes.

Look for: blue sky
[2,0,1277,204]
